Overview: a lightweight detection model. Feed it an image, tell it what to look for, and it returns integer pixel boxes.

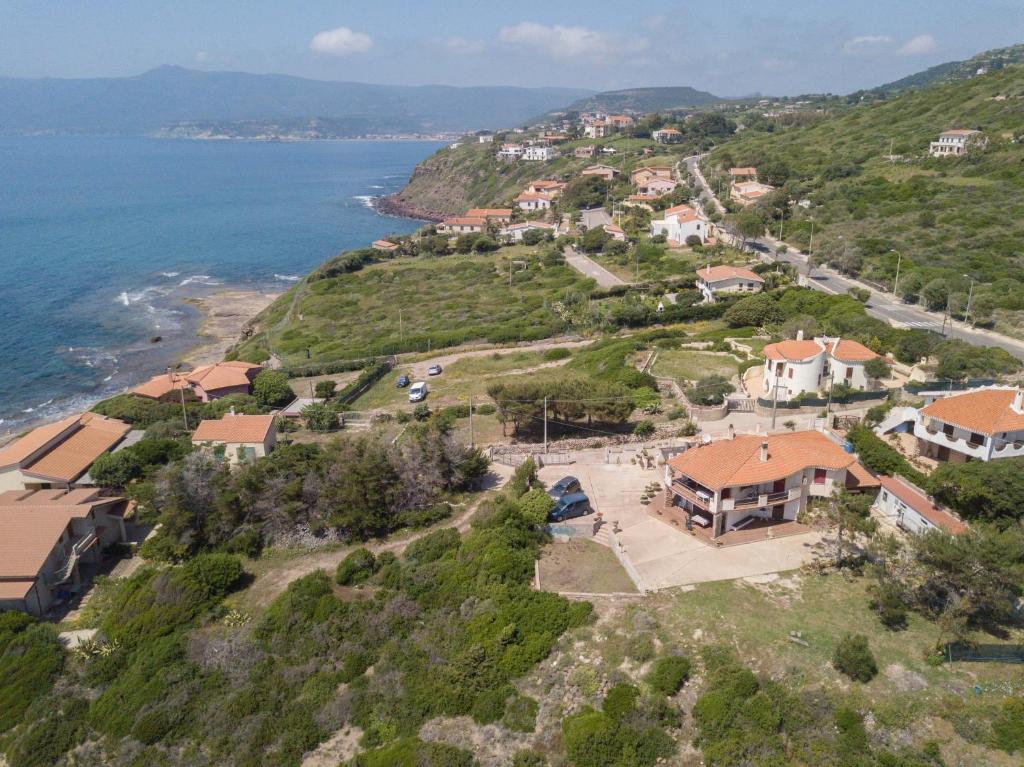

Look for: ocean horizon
[0,136,442,435]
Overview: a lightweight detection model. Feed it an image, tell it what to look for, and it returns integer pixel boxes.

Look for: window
[721,487,731,499]
[881,491,888,502]
[788,368,793,379]
[813,468,827,484]
[969,432,984,446]
[942,423,954,437]
[775,362,784,375]
[845,367,853,380]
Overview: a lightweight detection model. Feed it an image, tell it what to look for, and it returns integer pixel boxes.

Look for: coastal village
[3,53,1024,767]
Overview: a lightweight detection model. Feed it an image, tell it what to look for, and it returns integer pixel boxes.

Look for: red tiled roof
[763,340,825,362]
[877,475,968,534]
[441,216,487,227]
[920,387,1024,436]
[698,265,763,283]
[372,239,399,250]
[192,413,276,444]
[663,204,699,222]
[827,339,878,363]
[669,431,861,491]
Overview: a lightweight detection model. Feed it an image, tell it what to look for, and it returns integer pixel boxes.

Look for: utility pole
[469,394,474,449]
[179,383,189,431]
[963,275,975,327]
[543,396,548,453]
[770,381,781,430]
[398,308,404,342]
[891,249,902,297]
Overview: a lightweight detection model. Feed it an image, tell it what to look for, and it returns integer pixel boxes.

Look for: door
[937,445,950,461]
[772,479,785,493]
[771,504,785,521]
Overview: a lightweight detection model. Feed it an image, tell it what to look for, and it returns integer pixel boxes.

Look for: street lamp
[963,274,975,326]
[890,249,902,298]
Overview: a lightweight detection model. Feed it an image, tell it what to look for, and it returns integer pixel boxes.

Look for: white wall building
[761,335,879,401]
[696,265,764,302]
[872,475,967,535]
[649,204,707,245]
[523,146,556,161]
[929,129,984,157]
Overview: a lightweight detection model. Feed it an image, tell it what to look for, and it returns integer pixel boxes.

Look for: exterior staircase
[48,531,97,587]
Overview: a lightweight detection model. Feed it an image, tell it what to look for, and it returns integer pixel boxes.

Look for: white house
[731,181,775,206]
[636,176,677,197]
[477,134,494,143]
[192,412,277,465]
[872,475,967,535]
[501,221,558,244]
[891,386,1024,464]
[514,192,554,212]
[652,128,682,143]
[696,265,764,302]
[498,143,525,160]
[664,430,878,539]
[929,129,985,157]
[761,334,878,401]
[584,121,609,139]
[524,145,556,161]
[603,223,626,241]
[526,180,565,196]
[437,216,487,235]
[649,204,707,245]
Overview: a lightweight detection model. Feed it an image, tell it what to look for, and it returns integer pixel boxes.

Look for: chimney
[728,423,735,440]
[229,406,236,416]
[1014,389,1024,414]
[760,441,769,462]
[796,330,804,341]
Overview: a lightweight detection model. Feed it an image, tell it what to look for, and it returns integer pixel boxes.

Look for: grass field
[236,250,596,365]
[650,349,741,381]
[538,539,638,594]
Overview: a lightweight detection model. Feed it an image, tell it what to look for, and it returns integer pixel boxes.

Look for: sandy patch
[183,289,279,367]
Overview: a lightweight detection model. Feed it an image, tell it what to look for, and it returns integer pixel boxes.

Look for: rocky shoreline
[373,193,447,223]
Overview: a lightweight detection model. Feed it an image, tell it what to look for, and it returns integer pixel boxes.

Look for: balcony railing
[671,480,712,510]
[721,487,801,512]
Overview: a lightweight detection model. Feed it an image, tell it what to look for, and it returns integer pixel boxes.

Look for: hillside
[871,43,1024,95]
[561,85,721,114]
[708,64,1024,332]
[0,66,592,136]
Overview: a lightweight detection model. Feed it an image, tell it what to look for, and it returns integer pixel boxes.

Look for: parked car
[396,375,410,388]
[408,381,428,403]
[547,476,581,499]
[547,492,591,522]
[427,364,443,376]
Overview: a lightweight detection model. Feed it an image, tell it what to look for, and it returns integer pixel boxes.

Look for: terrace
[651,493,813,547]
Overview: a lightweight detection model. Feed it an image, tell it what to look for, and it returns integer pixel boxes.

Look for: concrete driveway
[563,246,626,288]
[538,449,823,591]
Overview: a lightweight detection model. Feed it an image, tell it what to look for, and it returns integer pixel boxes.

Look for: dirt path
[244,464,516,609]
[404,337,596,380]
[563,246,627,289]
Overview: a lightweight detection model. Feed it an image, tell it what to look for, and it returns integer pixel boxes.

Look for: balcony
[671,480,713,510]
[720,487,801,512]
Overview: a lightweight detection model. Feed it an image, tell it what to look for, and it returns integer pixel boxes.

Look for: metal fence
[944,643,1024,664]
[904,379,996,395]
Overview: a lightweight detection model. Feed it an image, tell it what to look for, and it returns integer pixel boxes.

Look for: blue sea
[0,136,442,433]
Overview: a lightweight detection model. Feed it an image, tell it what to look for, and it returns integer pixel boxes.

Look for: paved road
[685,155,1024,360]
[564,246,626,288]
[580,207,612,229]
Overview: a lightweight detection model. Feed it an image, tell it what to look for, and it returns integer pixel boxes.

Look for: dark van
[548,492,590,522]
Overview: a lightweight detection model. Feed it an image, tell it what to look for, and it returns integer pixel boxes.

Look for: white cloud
[898,34,937,56]
[194,51,211,63]
[842,35,893,54]
[498,22,647,59]
[436,36,485,56]
[309,26,373,57]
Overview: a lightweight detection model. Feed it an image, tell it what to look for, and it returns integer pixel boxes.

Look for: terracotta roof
[0,581,33,600]
[828,339,878,363]
[668,431,861,490]
[187,361,261,392]
[528,180,564,189]
[581,164,617,174]
[729,166,757,176]
[514,192,554,202]
[604,224,625,234]
[441,216,487,226]
[845,461,881,490]
[372,239,399,250]
[0,414,82,469]
[505,222,554,231]
[877,475,968,534]
[698,265,763,283]
[192,413,276,444]
[0,489,126,580]
[465,208,513,218]
[940,129,981,137]
[920,387,1024,436]
[22,414,131,482]
[734,181,773,197]
[663,204,699,222]
[763,339,825,362]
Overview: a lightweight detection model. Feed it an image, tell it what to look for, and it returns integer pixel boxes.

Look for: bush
[665,405,688,421]
[403,528,460,565]
[723,293,781,328]
[335,547,377,585]
[645,655,692,696]
[302,402,338,432]
[253,369,293,407]
[475,403,496,415]
[542,347,572,362]
[832,634,878,682]
[633,420,656,437]
[181,553,244,599]
[868,581,908,630]
[88,450,144,488]
[691,375,734,406]
[991,696,1024,754]
[603,683,640,720]
[314,380,337,399]
[512,750,547,767]
[350,737,475,767]
[0,623,64,734]
[503,694,539,733]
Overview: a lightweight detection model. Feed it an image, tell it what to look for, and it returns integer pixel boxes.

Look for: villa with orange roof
[902,386,1024,463]
[192,411,277,465]
[649,204,708,245]
[603,223,626,241]
[526,180,565,196]
[437,216,487,235]
[728,167,758,181]
[635,176,677,198]
[664,430,878,539]
[465,208,513,222]
[580,164,618,181]
[696,265,764,301]
[131,360,263,402]
[761,333,879,401]
[0,487,131,614]
[630,165,674,186]
[652,128,682,144]
[929,129,985,158]
[514,191,555,212]
[731,180,775,206]
[0,413,131,492]
[372,239,399,252]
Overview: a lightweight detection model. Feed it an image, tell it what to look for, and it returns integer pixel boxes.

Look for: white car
[408,381,428,403]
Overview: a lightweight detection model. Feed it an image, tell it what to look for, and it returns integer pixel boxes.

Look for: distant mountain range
[869,43,1024,96]
[559,86,722,114]
[0,66,593,137]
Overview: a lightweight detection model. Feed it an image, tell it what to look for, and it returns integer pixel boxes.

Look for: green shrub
[542,347,572,361]
[253,369,293,407]
[511,750,547,767]
[503,693,539,733]
[632,419,656,437]
[5,696,88,767]
[403,528,460,565]
[131,708,173,745]
[475,403,496,415]
[626,633,656,662]
[645,655,692,696]
[665,405,688,421]
[991,696,1024,753]
[336,547,377,585]
[471,685,513,724]
[0,623,64,733]
[603,683,640,720]
[832,634,878,682]
[315,380,337,399]
[868,580,909,631]
[350,737,474,767]
[181,553,244,599]
[88,450,144,488]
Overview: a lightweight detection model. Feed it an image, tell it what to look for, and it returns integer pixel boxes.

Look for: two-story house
[664,430,877,539]
[696,265,764,302]
[911,386,1024,463]
[761,334,878,401]
[649,204,708,245]
[929,129,985,157]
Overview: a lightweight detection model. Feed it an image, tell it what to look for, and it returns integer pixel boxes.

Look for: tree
[863,356,890,382]
[691,375,734,406]
[970,294,995,325]
[921,278,949,311]
[929,458,1024,522]
[685,234,702,248]
[723,292,782,328]
[898,271,924,303]
[88,450,144,488]
[733,207,765,244]
[580,226,610,253]
[779,314,819,340]
[314,380,337,399]
[253,370,293,407]
[301,402,337,432]
[826,488,876,565]
[454,234,476,254]
[832,634,878,682]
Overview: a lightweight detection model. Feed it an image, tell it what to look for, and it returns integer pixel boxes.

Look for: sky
[2,0,1022,96]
